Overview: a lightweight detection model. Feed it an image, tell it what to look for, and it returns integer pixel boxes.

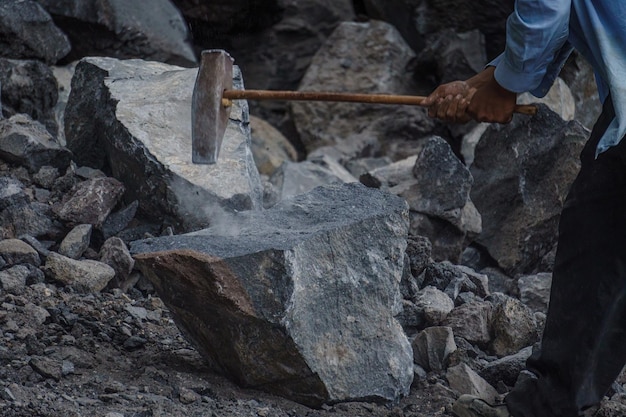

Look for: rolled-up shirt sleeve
[488,0,573,97]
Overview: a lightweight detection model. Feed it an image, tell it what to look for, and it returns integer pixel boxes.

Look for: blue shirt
[489,0,626,155]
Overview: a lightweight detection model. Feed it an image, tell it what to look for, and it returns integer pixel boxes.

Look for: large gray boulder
[36,0,196,66]
[291,20,437,159]
[0,0,70,64]
[470,105,588,275]
[64,57,263,232]
[131,183,413,407]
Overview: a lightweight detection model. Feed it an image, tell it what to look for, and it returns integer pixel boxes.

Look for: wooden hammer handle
[222,89,538,115]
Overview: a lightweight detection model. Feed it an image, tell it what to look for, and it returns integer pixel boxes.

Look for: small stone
[490,297,538,357]
[61,335,76,346]
[33,166,60,189]
[100,237,134,286]
[24,303,50,325]
[0,238,41,267]
[43,252,115,293]
[123,336,147,351]
[125,305,148,321]
[62,360,75,376]
[58,224,93,259]
[443,301,493,348]
[29,356,63,381]
[52,177,125,227]
[179,387,201,404]
[412,326,457,372]
[414,286,454,326]
[19,235,51,260]
[447,363,499,404]
[518,273,552,314]
[0,387,16,402]
[0,266,28,294]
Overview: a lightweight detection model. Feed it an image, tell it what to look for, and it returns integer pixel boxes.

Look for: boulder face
[64,56,263,232]
[35,0,196,67]
[470,105,588,275]
[0,0,70,64]
[291,20,434,158]
[131,183,414,407]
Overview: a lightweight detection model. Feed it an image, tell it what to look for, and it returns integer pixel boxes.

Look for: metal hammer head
[191,50,234,164]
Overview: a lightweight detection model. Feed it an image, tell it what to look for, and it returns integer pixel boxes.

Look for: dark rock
[395,299,425,335]
[412,326,456,372]
[559,51,602,130]
[101,200,138,239]
[361,0,423,52]
[414,29,487,85]
[0,114,71,173]
[173,0,282,35]
[0,58,60,135]
[470,105,588,275]
[402,137,481,262]
[0,0,70,64]
[489,297,538,357]
[291,20,427,157]
[123,335,147,351]
[0,265,28,294]
[420,261,488,302]
[53,177,125,228]
[443,301,493,348]
[0,176,28,210]
[405,235,433,279]
[479,346,532,388]
[36,0,196,66]
[517,272,552,314]
[29,356,63,381]
[33,166,59,189]
[0,238,40,267]
[410,0,514,59]
[480,267,517,297]
[99,237,134,287]
[19,235,52,260]
[0,202,62,240]
[58,224,92,259]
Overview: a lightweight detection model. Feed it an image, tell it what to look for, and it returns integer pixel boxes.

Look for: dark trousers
[505,98,626,417]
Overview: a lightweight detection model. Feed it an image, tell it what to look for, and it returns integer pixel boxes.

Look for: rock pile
[1,1,625,417]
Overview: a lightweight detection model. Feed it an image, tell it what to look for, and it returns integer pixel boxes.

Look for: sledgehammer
[191,49,537,164]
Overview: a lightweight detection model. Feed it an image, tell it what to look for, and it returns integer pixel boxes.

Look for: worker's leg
[506,99,626,417]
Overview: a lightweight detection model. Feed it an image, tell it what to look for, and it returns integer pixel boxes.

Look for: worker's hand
[423,67,518,124]
[421,81,476,123]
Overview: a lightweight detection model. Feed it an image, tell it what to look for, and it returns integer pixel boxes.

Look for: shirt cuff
[491,56,546,95]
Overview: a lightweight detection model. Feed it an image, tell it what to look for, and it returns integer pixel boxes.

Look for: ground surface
[0,281,458,417]
[3,280,626,417]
